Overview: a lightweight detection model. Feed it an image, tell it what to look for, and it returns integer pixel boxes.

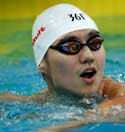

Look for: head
[32,3,105,96]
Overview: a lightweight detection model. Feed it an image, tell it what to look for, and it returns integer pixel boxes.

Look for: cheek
[55,58,75,76]
[49,55,78,82]
[95,47,105,70]
[101,47,105,65]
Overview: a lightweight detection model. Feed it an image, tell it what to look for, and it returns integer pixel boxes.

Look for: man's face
[43,29,105,96]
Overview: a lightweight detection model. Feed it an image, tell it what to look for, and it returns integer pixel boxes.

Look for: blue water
[0,48,125,132]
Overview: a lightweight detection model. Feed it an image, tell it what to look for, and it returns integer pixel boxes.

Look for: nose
[79,46,94,64]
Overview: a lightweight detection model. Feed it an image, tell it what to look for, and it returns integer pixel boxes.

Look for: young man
[31,3,125,107]
[0,3,125,130]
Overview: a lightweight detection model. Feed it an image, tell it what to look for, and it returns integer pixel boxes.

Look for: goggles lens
[50,37,104,55]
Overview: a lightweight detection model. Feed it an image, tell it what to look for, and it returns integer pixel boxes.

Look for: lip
[80,67,97,85]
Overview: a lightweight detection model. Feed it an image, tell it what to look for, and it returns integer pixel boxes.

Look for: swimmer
[0,3,125,131]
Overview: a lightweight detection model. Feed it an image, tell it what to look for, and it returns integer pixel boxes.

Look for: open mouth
[80,68,96,78]
[80,68,97,84]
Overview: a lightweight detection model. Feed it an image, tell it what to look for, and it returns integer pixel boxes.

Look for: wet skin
[0,29,125,132]
[40,29,105,96]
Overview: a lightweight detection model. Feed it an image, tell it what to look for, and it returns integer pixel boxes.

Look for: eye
[89,37,104,51]
[63,42,80,52]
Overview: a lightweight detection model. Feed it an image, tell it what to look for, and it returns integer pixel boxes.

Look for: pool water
[0,48,125,132]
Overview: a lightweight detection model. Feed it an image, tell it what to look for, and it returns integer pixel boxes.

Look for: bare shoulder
[30,88,52,103]
[102,76,125,98]
[98,77,125,109]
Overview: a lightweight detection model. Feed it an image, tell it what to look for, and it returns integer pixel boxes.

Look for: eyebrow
[56,30,101,45]
[57,36,78,45]
[87,31,101,40]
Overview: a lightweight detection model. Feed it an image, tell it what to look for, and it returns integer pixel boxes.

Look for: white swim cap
[32,3,99,66]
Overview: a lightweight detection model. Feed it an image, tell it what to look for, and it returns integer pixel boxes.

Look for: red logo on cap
[32,26,45,46]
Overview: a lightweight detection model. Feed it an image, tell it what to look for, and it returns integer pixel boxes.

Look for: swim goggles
[49,36,104,55]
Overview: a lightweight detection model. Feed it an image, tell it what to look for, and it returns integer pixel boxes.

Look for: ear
[38,59,48,74]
